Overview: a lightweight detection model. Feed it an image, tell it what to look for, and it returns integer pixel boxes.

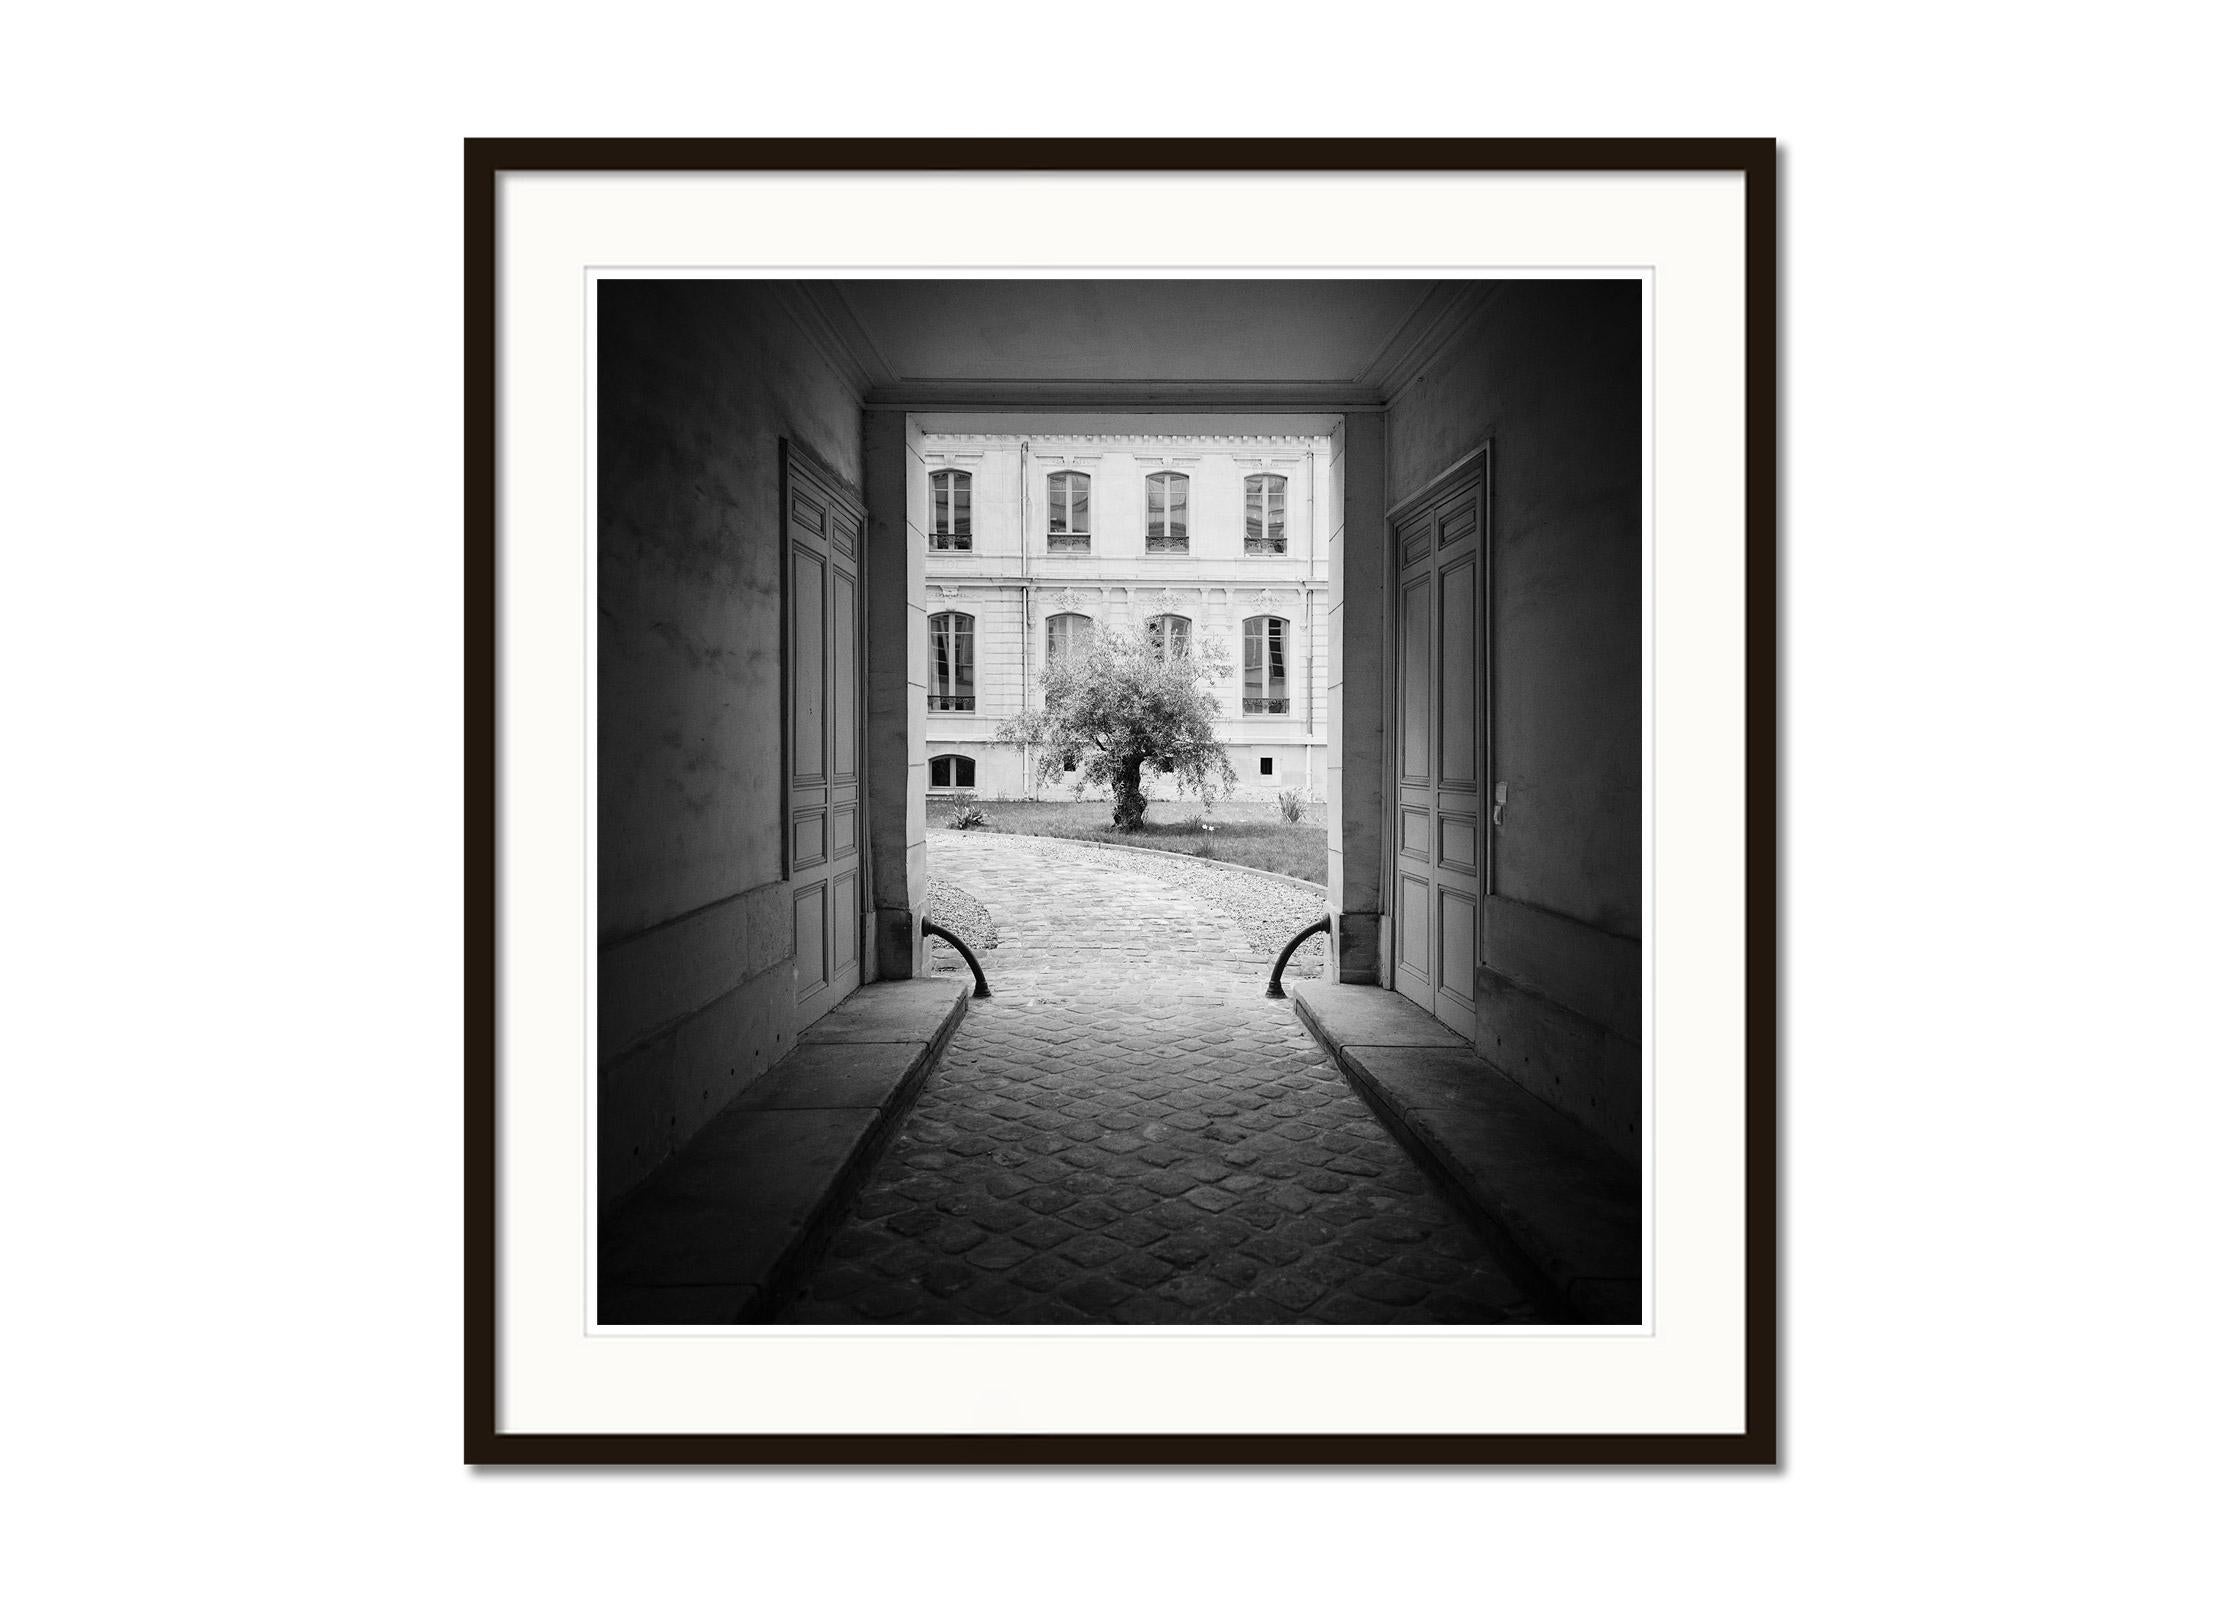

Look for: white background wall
[3,5,2233,1598]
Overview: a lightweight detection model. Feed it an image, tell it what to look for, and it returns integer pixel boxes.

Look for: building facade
[919,431,1332,803]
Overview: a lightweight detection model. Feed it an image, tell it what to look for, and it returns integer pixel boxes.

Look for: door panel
[1391,458,1486,1035]
[787,447,865,1032]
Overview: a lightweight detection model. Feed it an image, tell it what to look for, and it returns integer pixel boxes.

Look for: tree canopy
[993,620,1235,830]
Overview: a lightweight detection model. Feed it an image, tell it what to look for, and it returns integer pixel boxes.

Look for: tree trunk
[1112,754,1149,832]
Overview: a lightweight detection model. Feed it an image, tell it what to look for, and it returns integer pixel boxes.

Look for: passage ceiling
[796,279,1487,409]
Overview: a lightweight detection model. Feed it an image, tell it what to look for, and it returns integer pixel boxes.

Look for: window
[1244,474,1287,554]
[928,611,975,710]
[929,754,977,788]
[1063,757,1076,773]
[1259,756,1275,776]
[931,470,972,550]
[1146,614,1190,660]
[1047,471,1090,553]
[1046,611,1092,663]
[1145,472,1189,552]
[1243,616,1288,713]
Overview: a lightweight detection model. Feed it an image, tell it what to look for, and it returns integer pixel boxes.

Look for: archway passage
[776,833,1546,1324]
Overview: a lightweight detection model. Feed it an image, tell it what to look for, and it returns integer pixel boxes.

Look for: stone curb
[1290,981,1643,1326]
[597,978,971,1325]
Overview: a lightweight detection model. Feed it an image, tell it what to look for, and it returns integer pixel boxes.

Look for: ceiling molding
[795,283,894,386]
[1351,282,1447,387]
[766,283,877,395]
[1357,282,1499,398]
[865,380,1387,412]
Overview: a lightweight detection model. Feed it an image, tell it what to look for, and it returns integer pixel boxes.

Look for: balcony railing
[1046,534,1090,554]
[930,536,972,552]
[1144,536,1190,555]
[928,695,976,712]
[1242,697,1290,715]
[1244,537,1288,555]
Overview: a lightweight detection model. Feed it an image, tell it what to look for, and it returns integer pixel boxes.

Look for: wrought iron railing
[930,537,972,551]
[1242,697,1290,714]
[1244,537,1288,555]
[1144,536,1190,555]
[1264,915,1331,999]
[928,694,976,712]
[1046,534,1090,554]
[922,920,991,998]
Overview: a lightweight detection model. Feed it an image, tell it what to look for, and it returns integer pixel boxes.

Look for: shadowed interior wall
[597,281,865,1211]
[1385,281,1644,1157]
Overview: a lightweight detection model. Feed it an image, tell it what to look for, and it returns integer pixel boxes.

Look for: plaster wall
[595,281,866,1209]
[1384,282,1643,1155]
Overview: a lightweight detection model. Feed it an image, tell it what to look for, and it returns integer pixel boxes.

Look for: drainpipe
[1022,580,1035,797]
[1020,439,1034,798]
[1304,586,1314,740]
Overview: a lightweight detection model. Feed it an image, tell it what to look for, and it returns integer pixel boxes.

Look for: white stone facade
[920,432,1332,803]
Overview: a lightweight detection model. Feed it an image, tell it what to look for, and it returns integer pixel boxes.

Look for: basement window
[931,470,972,550]
[929,754,977,789]
[1259,757,1274,776]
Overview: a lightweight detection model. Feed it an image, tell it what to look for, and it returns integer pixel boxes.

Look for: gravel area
[926,876,998,952]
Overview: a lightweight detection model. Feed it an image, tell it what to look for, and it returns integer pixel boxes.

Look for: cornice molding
[868,379,1385,410]
[1359,282,1501,398]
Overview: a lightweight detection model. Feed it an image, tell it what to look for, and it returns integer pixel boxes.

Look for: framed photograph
[470,138,1774,1464]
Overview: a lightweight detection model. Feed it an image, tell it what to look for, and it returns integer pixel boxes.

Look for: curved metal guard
[1264,914,1332,999]
[921,919,991,998]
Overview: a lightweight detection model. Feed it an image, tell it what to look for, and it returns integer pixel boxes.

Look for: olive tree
[994,620,1235,831]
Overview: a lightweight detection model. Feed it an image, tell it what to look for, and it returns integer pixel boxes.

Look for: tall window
[1046,611,1092,663]
[1146,614,1190,661]
[928,611,975,710]
[1244,474,1287,554]
[1047,471,1090,553]
[931,470,972,551]
[1145,472,1189,552]
[1243,616,1288,713]
[929,754,977,788]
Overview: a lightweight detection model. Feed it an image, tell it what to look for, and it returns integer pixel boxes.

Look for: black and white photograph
[12,0,2240,1590]
[592,277,1648,1332]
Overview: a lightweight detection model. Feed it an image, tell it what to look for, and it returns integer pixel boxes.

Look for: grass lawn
[928,798,1329,885]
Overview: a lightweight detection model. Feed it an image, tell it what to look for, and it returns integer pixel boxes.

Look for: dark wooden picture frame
[468,138,1776,1466]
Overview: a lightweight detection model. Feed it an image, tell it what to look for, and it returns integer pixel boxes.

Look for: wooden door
[1391,455,1486,1035]
[785,445,864,1033]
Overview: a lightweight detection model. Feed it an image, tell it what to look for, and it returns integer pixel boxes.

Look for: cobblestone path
[776,833,1541,1324]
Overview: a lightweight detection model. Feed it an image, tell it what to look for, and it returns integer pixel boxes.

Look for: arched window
[1244,474,1287,554]
[928,611,975,710]
[931,470,972,550]
[1047,471,1090,553]
[1243,616,1288,713]
[929,754,977,788]
[1146,614,1190,661]
[1046,611,1092,663]
[1145,472,1189,551]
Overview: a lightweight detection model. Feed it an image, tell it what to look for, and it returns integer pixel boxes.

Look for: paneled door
[1390,453,1486,1036]
[785,444,864,1033]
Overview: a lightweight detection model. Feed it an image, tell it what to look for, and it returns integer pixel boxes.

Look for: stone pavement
[774,833,1547,1324]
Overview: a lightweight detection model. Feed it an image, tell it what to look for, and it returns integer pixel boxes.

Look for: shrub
[1275,788,1305,824]
[944,802,988,831]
